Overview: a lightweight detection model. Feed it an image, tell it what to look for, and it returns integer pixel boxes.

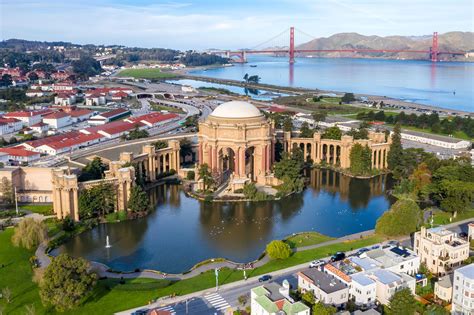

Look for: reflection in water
[54,169,393,273]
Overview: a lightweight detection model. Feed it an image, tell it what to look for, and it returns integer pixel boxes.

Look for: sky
[1,0,473,50]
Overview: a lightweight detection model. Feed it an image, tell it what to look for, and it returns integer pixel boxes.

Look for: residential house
[251,281,310,315]
[42,111,72,129]
[414,226,469,276]
[0,147,41,164]
[452,263,474,315]
[0,117,23,135]
[298,268,349,307]
[434,274,453,303]
[87,108,130,125]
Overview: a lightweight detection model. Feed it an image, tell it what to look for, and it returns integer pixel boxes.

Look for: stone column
[72,188,79,221]
[372,150,376,169]
[198,143,203,164]
[234,149,239,176]
[261,146,266,173]
[266,144,271,172]
[303,143,307,161]
[240,147,245,177]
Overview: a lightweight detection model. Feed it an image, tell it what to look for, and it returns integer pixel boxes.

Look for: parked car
[309,260,325,268]
[131,309,149,315]
[370,245,381,250]
[355,248,370,256]
[258,275,272,282]
[330,252,346,262]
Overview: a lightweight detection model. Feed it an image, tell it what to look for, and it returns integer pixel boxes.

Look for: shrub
[12,218,48,250]
[186,170,195,180]
[375,199,421,237]
[266,240,292,260]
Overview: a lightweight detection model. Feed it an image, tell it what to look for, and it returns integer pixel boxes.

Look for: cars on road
[131,309,149,315]
[309,260,326,268]
[330,252,346,262]
[258,275,272,282]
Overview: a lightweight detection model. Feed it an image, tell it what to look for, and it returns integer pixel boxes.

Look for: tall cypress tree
[387,123,403,171]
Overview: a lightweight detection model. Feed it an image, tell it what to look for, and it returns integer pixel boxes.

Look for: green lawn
[284,232,334,248]
[0,228,52,314]
[20,204,53,216]
[431,209,474,226]
[150,102,185,114]
[0,225,383,315]
[393,124,473,141]
[117,68,177,80]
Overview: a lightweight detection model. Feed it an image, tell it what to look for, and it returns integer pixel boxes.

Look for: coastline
[174,63,473,117]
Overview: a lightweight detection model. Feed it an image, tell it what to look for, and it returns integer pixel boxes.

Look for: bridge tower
[289,26,295,64]
[431,32,439,62]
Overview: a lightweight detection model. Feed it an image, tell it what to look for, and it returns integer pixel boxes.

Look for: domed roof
[210,101,262,119]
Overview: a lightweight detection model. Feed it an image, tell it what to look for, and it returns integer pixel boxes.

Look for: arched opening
[322,144,328,162]
[219,147,235,174]
[245,147,255,181]
[306,143,312,162]
[378,150,382,169]
[336,145,341,166]
[329,145,335,164]
[382,149,386,169]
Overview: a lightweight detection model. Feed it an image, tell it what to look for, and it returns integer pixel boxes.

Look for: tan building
[0,141,181,222]
[198,101,276,188]
[434,274,453,303]
[197,100,390,192]
[283,130,390,169]
[414,226,469,276]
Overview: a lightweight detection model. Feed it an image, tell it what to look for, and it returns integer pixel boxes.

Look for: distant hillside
[295,32,474,61]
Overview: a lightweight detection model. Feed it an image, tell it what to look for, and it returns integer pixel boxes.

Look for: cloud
[1,0,472,49]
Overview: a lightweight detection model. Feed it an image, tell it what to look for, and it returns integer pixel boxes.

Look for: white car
[309,260,325,268]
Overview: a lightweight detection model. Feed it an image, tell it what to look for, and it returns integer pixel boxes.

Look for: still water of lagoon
[53,169,394,273]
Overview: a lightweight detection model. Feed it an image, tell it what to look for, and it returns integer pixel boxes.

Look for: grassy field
[275,95,367,115]
[150,102,185,114]
[285,232,334,248]
[117,68,177,80]
[0,228,51,314]
[395,124,473,141]
[431,208,474,226]
[20,204,53,216]
[0,225,382,314]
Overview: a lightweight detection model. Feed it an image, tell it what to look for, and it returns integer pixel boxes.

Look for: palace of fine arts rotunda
[197,100,391,192]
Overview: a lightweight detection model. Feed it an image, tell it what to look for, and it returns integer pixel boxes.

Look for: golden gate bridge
[210,27,466,63]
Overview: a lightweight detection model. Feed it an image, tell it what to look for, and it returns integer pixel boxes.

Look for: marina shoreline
[175,64,473,117]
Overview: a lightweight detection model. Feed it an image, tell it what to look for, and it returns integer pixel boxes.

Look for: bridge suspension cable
[250,28,290,50]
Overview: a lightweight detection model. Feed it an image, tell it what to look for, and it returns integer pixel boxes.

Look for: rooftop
[370,269,402,285]
[210,101,262,119]
[365,245,417,268]
[437,274,453,288]
[456,263,474,280]
[43,111,70,120]
[0,147,39,157]
[298,269,347,293]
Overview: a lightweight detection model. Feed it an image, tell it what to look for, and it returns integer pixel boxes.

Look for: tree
[312,111,327,126]
[79,157,106,182]
[243,182,258,199]
[387,123,403,173]
[243,73,249,82]
[0,177,14,206]
[198,163,214,192]
[341,93,356,103]
[375,199,421,237]
[266,240,292,260]
[387,288,416,315]
[0,74,12,87]
[128,185,149,213]
[312,302,336,315]
[301,290,315,306]
[28,72,39,81]
[300,122,314,138]
[282,116,293,132]
[409,162,432,197]
[179,138,193,160]
[40,254,97,312]
[1,287,12,304]
[349,144,372,175]
[12,218,48,250]
[126,126,149,140]
[78,182,116,218]
[186,170,195,180]
[71,56,102,80]
[322,126,342,140]
[273,151,303,182]
[152,140,168,150]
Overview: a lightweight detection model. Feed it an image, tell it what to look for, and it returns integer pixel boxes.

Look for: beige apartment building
[414,226,469,276]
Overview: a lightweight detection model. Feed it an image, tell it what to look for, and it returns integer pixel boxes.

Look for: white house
[452,263,474,315]
[30,122,49,134]
[350,273,377,307]
[251,281,310,315]
[363,246,420,276]
[298,269,349,307]
[400,130,471,149]
[42,112,72,129]
[54,93,77,106]
[87,108,130,125]
[0,117,23,135]
[0,147,41,164]
[4,109,52,127]
[85,93,106,106]
[366,269,416,306]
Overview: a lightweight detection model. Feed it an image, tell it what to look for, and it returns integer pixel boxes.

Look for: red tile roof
[31,122,48,127]
[4,109,53,118]
[43,112,70,120]
[112,91,128,98]
[128,112,178,125]
[0,147,39,157]
[0,117,21,124]
[69,109,93,117]
[40,133,103,150]
[99,108,129,118]
[85,120,143,136]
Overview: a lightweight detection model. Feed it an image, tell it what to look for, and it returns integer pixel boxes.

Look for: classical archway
[219,147,236,173]
[245,147,255,181]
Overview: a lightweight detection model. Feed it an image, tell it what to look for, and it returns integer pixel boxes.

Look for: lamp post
[214,268,219,291]
[14,186,18,216]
